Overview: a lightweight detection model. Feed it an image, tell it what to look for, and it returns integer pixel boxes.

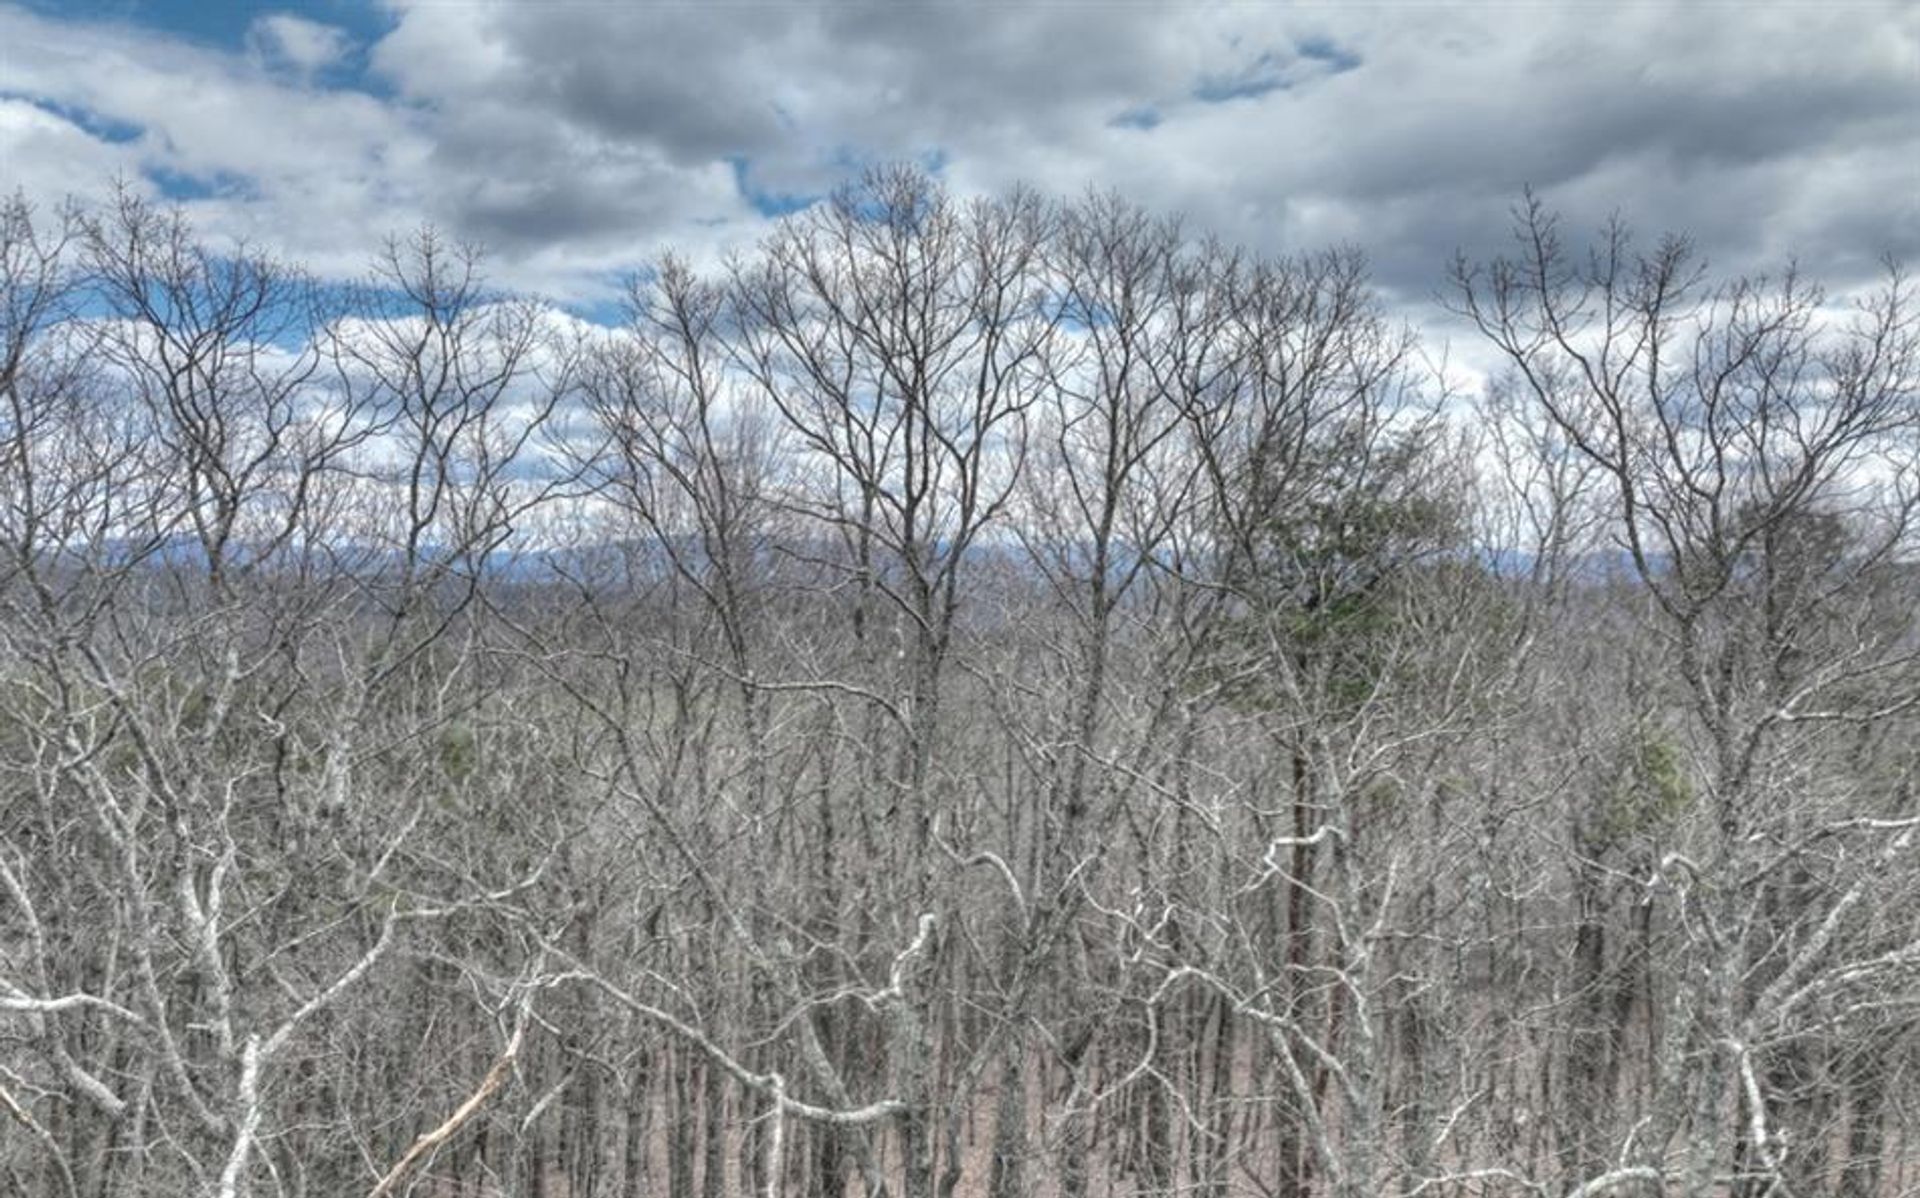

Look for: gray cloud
[0,0,1913,310]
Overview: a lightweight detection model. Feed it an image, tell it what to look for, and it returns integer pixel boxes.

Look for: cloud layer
[1,1,1915,311]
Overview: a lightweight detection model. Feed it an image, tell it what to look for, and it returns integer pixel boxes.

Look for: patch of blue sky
[561,292,631,330]
[20,0,392,56]
[1109,106,1161,131]
[146,164,259,203]
[1191,38,1362,105]
[727,156,819,219]
[18,0,391,96]
[7,93,144,142]
[1192,50,1289,103]
[1294,36,1362,75]
[821,143,948,181]
[748,146,954,226]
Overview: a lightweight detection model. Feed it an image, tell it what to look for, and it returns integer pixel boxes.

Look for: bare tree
[1453,196,1920,1198]
[5,173,1912,1198]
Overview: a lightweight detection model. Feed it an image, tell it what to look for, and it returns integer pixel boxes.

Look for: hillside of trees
[2,170,1917,1198]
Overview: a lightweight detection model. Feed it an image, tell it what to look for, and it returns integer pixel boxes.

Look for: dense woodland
[2,169,1917,1198]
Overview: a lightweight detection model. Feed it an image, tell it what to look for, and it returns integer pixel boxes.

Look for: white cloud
[246,12,352,77]
[0,97,142,211]
[0,4,774,298]
[0,0,1912,320]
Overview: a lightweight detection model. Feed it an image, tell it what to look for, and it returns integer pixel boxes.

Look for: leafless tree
[3,175,1913,1198]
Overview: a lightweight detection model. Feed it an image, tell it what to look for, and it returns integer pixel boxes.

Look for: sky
[2,0,1917,328]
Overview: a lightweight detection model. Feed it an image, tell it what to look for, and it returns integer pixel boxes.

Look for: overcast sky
[2,0,1916,322]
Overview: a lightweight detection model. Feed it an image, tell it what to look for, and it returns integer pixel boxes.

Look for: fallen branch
[367,1018,527,1198]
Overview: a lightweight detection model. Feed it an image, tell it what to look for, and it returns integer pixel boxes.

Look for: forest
[2,168,1916,1198]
